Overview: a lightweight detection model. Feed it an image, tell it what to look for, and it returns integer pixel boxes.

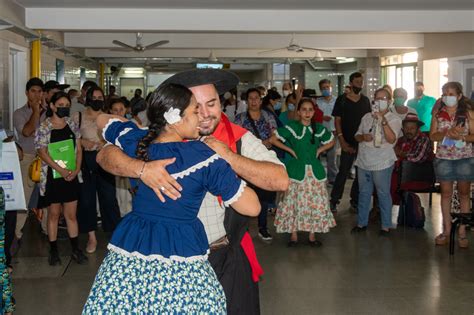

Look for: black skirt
[42,124,80,206]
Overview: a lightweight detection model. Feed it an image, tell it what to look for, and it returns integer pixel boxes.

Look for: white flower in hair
[163,107,182,125]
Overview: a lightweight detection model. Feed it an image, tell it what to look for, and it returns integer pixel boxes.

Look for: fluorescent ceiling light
[124,70,144,74]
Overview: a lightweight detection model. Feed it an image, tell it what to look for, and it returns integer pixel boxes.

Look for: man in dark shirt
[330,72,371,212]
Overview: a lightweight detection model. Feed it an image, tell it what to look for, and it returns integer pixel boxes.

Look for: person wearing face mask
[390,88,416,120]
[78,86,121,254]
[407,82,436,133]
[279,86,304,125]
[282,82,293,98]
[316,79,338,184]
[34,91,87,265]
[262,89,283,125]
[429,81,474,249]
[330,72,372,213]
[352,88,402,236]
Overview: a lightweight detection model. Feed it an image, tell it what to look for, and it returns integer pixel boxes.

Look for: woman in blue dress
[83,83,260,314]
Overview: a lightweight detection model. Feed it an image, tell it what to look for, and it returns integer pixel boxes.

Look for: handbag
[29,156,41,183]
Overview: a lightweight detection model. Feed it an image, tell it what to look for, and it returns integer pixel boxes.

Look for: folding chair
[397,160,438,228]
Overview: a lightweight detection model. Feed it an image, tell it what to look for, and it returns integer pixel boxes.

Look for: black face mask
[56,107,70,118]
[89,100,104,111]
[352,86,362,95]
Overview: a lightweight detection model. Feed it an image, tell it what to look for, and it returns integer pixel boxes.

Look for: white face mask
[443,96,458,107]
[375,100,389,111]
[283,90,290,97]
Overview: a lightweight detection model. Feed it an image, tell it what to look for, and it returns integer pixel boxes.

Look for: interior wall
[0,0,25,25]
[0,30,30,130]
[423,33,474,60]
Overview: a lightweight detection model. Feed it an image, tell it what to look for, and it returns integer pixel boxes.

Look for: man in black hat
[391,113,434,204]
[43,80,70,105]
[96,69,289,314]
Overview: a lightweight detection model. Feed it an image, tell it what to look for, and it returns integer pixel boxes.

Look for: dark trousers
[5,211,16,266]
[255,188,274,231]
[330,151,359,206]
[77,151,121,233]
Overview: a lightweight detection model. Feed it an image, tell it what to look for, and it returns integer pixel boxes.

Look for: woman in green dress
[270,98,336,246]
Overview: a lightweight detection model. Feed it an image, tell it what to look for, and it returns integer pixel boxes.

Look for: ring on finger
[160,186,166,192]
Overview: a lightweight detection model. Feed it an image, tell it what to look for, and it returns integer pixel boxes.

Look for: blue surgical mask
[274,101,282,111]
[287,103,295,111]
[125,113,132,119]
[322,89,332,97]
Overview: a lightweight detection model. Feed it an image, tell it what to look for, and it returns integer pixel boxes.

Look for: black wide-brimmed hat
[161,69,239,95]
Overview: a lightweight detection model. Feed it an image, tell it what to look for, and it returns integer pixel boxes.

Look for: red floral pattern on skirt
[274,169,336,233]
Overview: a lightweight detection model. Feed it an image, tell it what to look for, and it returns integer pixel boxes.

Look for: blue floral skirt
[83,251,226,314]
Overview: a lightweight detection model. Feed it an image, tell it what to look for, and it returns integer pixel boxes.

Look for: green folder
[47,139,76,179]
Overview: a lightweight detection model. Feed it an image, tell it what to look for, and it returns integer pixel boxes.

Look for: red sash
[212,113,264,282]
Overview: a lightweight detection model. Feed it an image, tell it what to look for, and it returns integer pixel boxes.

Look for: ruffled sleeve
[203,157,246,207]
[102,119,147,157]
[316,124,334,145]
[275,124,292,142]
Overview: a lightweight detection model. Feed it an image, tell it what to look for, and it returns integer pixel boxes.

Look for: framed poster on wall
[56,59,65,83]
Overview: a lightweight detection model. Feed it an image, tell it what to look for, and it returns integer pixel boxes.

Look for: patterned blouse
[435,107,473,160]
[34,114,81,195]
[235,110,277,141]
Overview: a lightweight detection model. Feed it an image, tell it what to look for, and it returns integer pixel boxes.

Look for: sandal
[458,236,469,249]
[435,233,448,246]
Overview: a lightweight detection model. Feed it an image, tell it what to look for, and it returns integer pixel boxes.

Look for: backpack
[397,192,425,228]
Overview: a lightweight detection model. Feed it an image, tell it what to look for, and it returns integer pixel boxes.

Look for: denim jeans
[357,165,394,229]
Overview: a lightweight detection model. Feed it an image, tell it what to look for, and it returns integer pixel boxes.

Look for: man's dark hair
[109,85,116,90]
[318,79,331,89]
[415,81,424,87]
[26,77,44,91]
[246,88,261,101]
[349,72,363,83]
[82,80,97,92]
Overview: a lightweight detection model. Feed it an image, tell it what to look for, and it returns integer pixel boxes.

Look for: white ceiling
[10,0,474,64]
[14,0,474,10]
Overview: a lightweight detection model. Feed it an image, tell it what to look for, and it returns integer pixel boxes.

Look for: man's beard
[198,115,219,136]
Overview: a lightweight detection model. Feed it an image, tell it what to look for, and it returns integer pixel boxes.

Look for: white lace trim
[171,154,220,179]
[223,180,247,207]
[315,129,325,137]
[115,128,133,150]
[274,130,286,142]
[285,125,313,140]
[107,244,209,263]
[102,118,123,142]
[321,132,335,145]
[290,165,327,183]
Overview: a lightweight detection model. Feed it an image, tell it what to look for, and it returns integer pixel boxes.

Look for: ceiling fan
[111,33,169,52]
[259,35,332,55]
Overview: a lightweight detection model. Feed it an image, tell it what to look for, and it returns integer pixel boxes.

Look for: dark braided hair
[297,97,318,144]
[135,83,193,162]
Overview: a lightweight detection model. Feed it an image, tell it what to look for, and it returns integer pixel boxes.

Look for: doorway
[7,45,28,131]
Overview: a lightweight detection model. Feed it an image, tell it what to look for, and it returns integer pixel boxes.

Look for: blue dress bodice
[103,120,245,261]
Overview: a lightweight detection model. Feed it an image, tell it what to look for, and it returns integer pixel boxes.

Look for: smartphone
[371,100,379,113]
[456,116,466,127]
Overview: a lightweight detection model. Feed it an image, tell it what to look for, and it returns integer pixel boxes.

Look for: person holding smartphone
[429,81,474,248]
[352,88,402,236]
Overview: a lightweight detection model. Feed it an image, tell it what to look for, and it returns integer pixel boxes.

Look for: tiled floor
[11,183,474,315]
